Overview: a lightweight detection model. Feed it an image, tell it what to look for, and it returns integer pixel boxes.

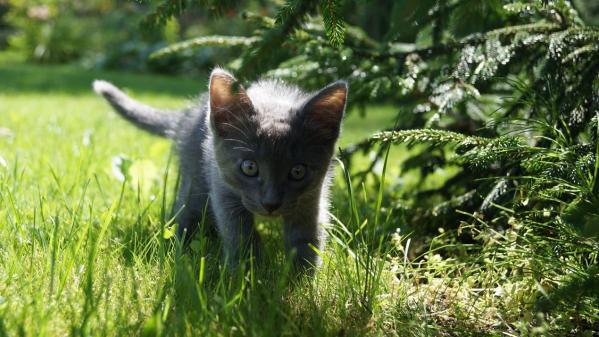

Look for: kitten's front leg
[212,187,260,265]
[283,201,327,271]
[174,173,211,240]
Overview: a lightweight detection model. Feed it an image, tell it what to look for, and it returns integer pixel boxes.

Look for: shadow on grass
[0,56,204,97]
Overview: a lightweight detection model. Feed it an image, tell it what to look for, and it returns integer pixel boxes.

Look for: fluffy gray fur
[93,68,348,270]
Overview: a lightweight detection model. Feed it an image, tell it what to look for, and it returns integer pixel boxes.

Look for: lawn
[0,54,556,336]
[0,54,413,336]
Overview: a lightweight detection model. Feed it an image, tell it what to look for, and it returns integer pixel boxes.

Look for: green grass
[0,55,404,336]
[0,55,589,336]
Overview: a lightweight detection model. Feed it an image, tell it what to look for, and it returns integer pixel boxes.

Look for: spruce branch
[150,36,260,59]
[320,0,345,47]
[371,129,490,148]
[141,0,188,29]
[241,11,276,29]
[356,22,563,62]
[237,0,319,79]
[141,0,244,28]
[429,190,478,217]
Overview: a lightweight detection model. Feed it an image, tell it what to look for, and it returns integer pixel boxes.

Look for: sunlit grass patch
[1,56,597,336]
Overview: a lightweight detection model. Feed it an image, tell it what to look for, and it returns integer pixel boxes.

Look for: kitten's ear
[209,68,254,137]
[302,81,348,142]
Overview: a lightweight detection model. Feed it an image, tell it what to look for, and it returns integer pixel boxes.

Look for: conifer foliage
[147,0,599,333]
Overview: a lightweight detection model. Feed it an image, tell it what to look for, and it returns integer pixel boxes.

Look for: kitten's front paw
[288,243,322,275]
[222,237,262,270]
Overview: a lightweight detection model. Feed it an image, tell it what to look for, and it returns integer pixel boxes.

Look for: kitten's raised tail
[93,80,178,138]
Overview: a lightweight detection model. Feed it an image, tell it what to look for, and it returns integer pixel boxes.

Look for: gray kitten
[93,69,347,270]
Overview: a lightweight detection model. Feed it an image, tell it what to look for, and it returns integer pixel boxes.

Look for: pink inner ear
[309,87,347,122]
[304,86,347,142]
[209,73,253,136]
[210,74,237,110]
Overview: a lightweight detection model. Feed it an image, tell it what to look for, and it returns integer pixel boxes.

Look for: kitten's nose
[261,201,282,213]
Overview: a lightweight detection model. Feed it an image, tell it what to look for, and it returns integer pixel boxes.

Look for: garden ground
[0,52,566,336]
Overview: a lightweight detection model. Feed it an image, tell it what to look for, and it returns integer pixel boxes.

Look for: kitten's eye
[289,164,306,181]
[240,160,259,177]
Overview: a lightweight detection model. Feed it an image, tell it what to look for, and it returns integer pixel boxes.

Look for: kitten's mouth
[255,207,281,217]
[253,210,281,218]
[241,199,281,217]
[262,210,281,218]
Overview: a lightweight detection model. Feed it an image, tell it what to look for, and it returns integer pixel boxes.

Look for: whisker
[232,147,254,152]
[220,122,249,138]
[229,104,255,134]
[223,138,250,146]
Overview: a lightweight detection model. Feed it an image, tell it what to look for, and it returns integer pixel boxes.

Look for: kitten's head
[208,68,347,217]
